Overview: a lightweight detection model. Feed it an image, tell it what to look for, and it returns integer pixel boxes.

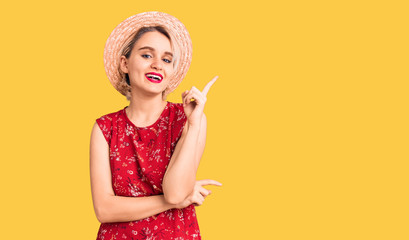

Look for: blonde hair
[117,26,180,101]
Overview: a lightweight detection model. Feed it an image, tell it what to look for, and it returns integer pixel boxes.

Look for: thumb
[182,90,189,98]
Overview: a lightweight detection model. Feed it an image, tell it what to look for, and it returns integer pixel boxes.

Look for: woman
[89,11,221,239]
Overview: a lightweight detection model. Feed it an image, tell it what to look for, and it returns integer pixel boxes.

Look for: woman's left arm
[194,113,207,170]
[173,113,207,175]
[163,76,216,205]
[162,114,206,205]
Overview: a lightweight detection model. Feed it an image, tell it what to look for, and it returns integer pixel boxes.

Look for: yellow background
[1,0,408,239]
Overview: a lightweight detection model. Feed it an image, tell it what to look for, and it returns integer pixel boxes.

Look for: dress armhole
[96,118,111,145]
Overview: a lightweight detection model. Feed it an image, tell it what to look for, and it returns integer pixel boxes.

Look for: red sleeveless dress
[95,101,201,240]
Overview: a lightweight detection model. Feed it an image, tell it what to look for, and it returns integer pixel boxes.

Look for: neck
[126,91,168,126]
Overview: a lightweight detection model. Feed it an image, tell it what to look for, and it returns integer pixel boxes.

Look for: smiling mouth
[145,73,163,83]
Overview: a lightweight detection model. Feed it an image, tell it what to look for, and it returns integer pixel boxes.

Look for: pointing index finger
[202,76,218,97]
[197,179,222,186]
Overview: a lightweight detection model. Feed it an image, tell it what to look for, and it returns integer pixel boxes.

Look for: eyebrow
[138,46,173,57]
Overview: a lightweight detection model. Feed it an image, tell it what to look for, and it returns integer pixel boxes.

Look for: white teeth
[146,74,162,80]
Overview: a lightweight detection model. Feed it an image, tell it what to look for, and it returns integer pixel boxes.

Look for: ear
[119,55,129,73]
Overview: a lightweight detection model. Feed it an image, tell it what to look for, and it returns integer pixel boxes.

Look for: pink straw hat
[103,11,193,100]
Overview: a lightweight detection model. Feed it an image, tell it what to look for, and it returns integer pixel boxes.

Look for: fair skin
[90,31,221,223]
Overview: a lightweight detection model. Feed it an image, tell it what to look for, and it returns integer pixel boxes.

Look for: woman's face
[121,31,174,97]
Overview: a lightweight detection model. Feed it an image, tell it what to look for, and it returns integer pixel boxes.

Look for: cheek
[130,58,148,71]
[166,65,175,77]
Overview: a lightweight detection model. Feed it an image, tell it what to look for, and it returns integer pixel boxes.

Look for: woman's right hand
[175,179,222,209]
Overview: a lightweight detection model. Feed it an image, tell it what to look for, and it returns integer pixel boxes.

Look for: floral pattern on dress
[95,101,201,240]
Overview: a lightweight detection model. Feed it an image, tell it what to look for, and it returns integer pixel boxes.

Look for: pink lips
[145,72,163,83]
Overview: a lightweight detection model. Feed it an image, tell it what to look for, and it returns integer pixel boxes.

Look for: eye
[141,54,152,58]
[163,58,172,63]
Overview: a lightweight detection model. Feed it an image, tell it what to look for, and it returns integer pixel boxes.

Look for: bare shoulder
[90,122,109,167]
[90,121,114,222]
[91,122,102,139]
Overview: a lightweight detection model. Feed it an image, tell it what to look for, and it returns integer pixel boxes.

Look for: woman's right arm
[89,122,177,223]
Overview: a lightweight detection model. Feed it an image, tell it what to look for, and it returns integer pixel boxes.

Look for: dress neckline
[123,101,170,129]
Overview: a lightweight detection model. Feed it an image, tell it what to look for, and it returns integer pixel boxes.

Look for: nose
[150,57,163,71]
